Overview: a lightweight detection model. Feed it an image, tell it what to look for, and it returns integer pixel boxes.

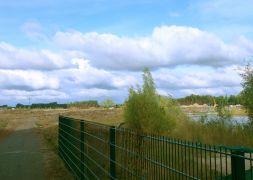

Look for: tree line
[177,94,242,106]
[0,100,119,109]
[14,100,99,109]
[0,95,244,109]
[16,102,68,109]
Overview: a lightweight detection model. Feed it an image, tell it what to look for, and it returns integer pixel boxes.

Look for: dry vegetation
[32,108,123,179]
[0,108,123,179]
[0,109,32,139]
[1,107,252,179]
[34,108,123,154]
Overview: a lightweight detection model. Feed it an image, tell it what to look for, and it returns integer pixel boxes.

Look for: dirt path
[0,118,45,180]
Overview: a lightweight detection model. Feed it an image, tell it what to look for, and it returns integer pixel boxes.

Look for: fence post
[110,126,116,179]
[231,150,245,180]
[58,116,62,159]
[80,120,85,180]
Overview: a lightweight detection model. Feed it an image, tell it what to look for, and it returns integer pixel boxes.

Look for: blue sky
[2,0,252,45]
[0,0,253,105]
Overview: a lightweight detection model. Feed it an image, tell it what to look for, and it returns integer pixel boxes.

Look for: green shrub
[124,68,176,134]
[100,99,115,108]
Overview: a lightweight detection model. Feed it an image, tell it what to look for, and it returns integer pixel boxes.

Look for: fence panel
[58,116,253,180]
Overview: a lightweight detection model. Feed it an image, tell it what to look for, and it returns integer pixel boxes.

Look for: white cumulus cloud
[0,70,59,91]
[54,25,253,70]
[0,42,77,70]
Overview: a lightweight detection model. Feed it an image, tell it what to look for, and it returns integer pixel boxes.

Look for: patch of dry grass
[34,108,123,179]
[0,109,32,139]
[35,108,123,150]
[62,108,124,126]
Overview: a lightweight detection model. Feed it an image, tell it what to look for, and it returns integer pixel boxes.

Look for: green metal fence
[58,116,253,180]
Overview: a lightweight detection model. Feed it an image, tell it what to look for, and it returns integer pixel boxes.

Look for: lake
[188,113,249,124]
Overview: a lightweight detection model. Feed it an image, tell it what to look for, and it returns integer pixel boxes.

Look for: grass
[35,107,253,179]
[34,108,123,179]
[173,106,252,147]
[26,107,253,149]
[0,118,8,139]
[1,107,252,178]
[230,108,247,116]
[0,117,7,129]
[0,109,29,139]
[3,107,251,148]
[59,116,234,179]
[170,118,253,147]
[35,108,124,152]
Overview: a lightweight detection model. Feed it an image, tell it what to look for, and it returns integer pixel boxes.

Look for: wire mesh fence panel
[58,116,253,180]
[59,116,112,180]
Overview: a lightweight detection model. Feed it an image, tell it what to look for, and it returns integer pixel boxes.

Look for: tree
[214,96,232,127]
[100,99,115,108]
[124,68,175,133]
[240,63,253,120]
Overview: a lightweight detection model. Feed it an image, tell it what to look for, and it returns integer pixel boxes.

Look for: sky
[0,0,253,105]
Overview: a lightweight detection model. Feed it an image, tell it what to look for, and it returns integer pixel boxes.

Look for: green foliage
[124,68,176,134]
[240,63,253,120]
[100,99,115,108]
[68,100,99,108]
[31,102,67,109]
[15,100,99,109]
[215,96,231,121]
[177,94,242,106]
[16,102,68,109]
[0,105,10,109]
[16,103,29,108]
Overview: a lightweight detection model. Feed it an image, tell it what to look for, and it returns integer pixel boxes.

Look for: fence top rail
[59,115,253,155]
[217,145,253,153]
[59,115,115,128]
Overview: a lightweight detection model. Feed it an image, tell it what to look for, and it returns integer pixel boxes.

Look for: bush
[124,68,176,134]
[100,99,115,108]
[68,100,99,108]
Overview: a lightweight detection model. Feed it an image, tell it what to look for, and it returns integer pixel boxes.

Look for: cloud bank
[54,26,253,70]
[1,25,253,105]
[0,42,76,70]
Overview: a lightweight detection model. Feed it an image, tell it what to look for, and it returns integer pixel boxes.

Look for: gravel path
[0,118,45,180]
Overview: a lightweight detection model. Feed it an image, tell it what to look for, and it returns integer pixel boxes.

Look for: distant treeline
[16,102,68,109]
[0,95,242,109]
[177,94,242,106]
[0,105,11,109]
[14,100,99,109]
[68,100,99,108]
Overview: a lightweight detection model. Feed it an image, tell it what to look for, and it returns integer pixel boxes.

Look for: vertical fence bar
[214,146,217,179]
[250,153,252,180]
[58,116,62,159]
[219,147,222,180]
[205,144,207,180]
[231,150,245,180]
[110,126,116,180]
